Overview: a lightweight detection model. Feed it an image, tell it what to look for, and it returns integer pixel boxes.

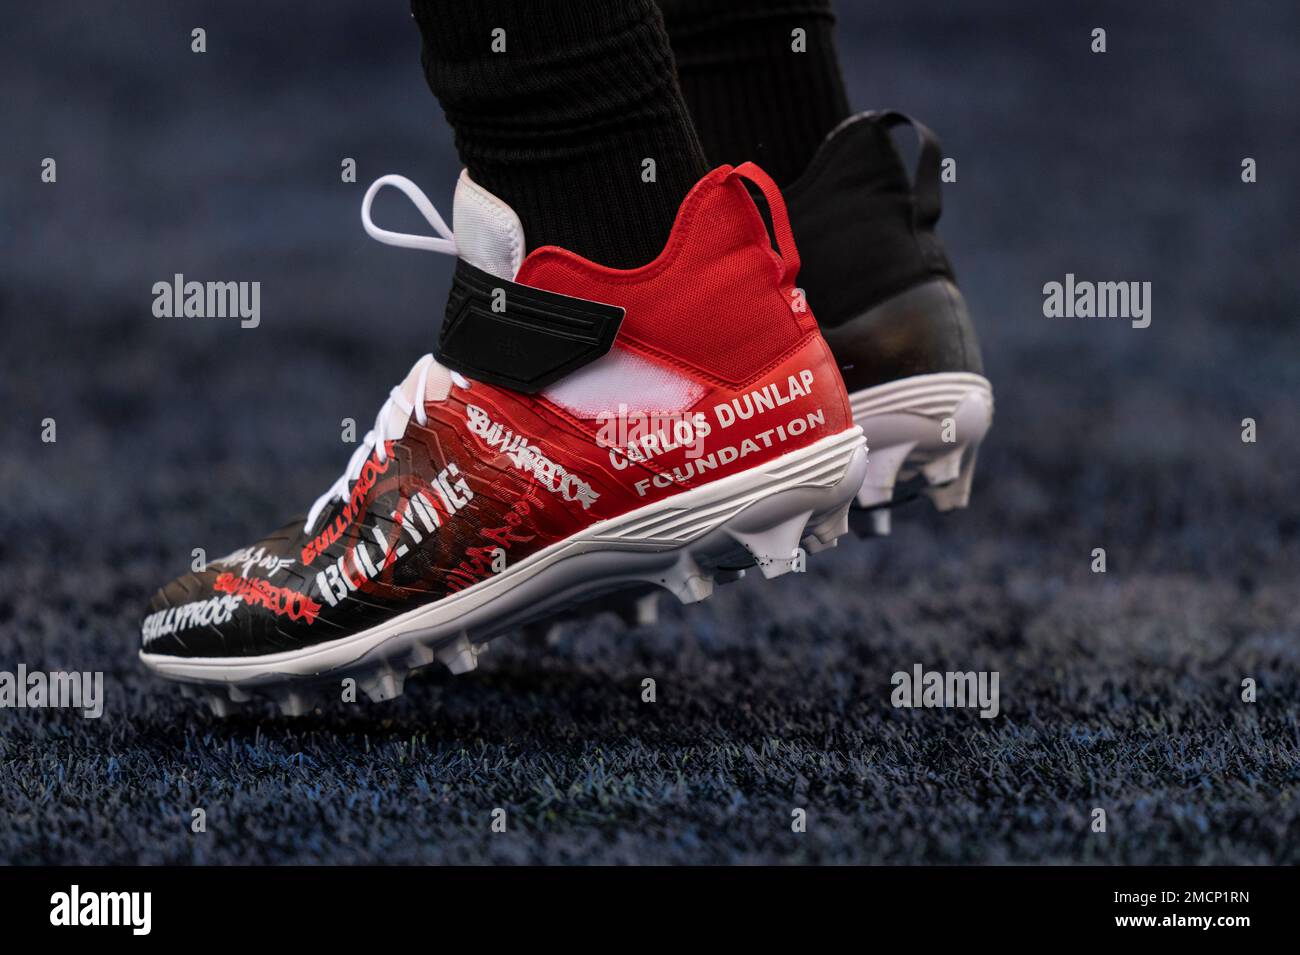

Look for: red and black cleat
[141,163,866,714]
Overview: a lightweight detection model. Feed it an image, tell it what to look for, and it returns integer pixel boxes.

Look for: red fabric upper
[518,164,820,388]
[141,164,859,657]
[455,163,854,521]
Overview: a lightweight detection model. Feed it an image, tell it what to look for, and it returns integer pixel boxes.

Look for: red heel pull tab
[732,161,801,286]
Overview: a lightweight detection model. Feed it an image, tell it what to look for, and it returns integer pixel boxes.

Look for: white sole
[847,372,993,535]
[141,427,868,714]
[538,372,993,639]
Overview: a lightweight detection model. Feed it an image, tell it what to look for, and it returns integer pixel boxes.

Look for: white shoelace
[303,175,467,534]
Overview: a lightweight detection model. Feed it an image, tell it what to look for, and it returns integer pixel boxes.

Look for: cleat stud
[203,691,233,717]
[633,593,660,626]
[848,506,891,538]
[614,592,660,628]
[613,595,665,631]
[925,446,979,512]
[921,447,963,487]
[855,442,914,509]
[447,648,478,674]
[437,634,480,675]
[726,510,813,580]
[362,668,405,703]
[658,552,714,604]
[681,575,714,603]
[811,501,852,545]
[276,691,313,717]
[408,643,437,669]
[855,484,892,509]
[227,685,253,703]
[921,389,990,512]
[803,536,837,554]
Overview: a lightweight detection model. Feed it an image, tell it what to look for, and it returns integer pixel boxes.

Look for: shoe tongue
[378,172,524,441]
[377,173,525,441]
[451,169,526,280]
[381,358,453,440]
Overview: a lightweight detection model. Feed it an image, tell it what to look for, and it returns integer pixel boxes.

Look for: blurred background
[1,1,1297,864]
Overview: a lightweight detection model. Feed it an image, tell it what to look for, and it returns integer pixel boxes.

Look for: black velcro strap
[437,259,625,393]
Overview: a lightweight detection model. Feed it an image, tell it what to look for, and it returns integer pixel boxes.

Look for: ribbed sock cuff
[657,0,851,186]
[412,0,708,268]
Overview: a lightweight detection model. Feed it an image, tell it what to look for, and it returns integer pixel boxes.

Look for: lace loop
[361,174,457,255]
[305,174,471,535]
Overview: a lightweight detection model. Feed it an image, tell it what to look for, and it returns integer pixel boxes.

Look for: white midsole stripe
[141,427,865,682]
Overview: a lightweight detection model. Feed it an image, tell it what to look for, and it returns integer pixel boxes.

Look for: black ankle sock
[411,0,709,269]
[656,0,851,187]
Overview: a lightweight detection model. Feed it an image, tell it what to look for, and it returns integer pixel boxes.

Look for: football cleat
[785,110,993,536]
[140,162,867,713]
[541,111,996,639]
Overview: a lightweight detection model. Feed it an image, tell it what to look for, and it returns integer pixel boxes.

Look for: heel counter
[517,166,812,389]
[823,278,983,394]
[735,326,855,442]
[786,112,957,330]
[805,327,854,436]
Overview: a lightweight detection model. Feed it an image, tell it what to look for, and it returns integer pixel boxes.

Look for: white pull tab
[361,174,458,255]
